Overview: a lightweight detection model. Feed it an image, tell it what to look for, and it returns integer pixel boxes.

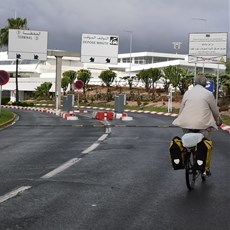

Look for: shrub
[1,96,10,105]
[12,101,34,107]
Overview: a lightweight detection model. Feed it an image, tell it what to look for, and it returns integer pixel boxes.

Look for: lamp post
[124,30,133,78]
[172,42,182,54]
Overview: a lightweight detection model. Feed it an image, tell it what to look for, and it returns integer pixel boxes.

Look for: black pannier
[169,136,185,170]
[194,138,212,171]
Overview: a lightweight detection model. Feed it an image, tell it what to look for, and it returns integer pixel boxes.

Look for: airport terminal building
[0,50,226,101]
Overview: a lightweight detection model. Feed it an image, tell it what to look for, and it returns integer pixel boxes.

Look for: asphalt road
[0,109,229,230]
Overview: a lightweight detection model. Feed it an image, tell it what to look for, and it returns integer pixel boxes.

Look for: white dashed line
[81,143,100,154]
[0,186,32,204]
[41,158,81,179]
[98,133,108,141]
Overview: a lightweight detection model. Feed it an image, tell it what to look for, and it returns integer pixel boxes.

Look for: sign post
[74,80,84,110]
[8,29,48,102]
[205,80,215,93]
[0,70,10,114]
[188,32,228,104]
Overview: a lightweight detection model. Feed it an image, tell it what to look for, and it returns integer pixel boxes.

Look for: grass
[221,115,230,126]
[0,109,15,127]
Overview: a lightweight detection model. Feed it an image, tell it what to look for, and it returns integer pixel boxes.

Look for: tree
[34,82,52,99]
[62,70,77,93]
[76,69,92,101]
[177,68,193,95]
[163,66,193,95]
[137,68,162,98]
[0,18,28,47]
[218,58,230,99]
[76,69,91,91]
[163,66,181,89]
[98,70,116,101]
[225,57,230,74]
[61,77,69,95]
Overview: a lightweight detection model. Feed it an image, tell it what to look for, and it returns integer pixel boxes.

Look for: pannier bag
[169,136,185,170]
[195,138,212,171]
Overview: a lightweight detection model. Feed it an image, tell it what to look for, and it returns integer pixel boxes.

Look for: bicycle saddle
[181,133,204,148]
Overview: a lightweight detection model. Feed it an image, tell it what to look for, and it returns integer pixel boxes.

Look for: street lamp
[124,30,133,78]
[172,42,182,54]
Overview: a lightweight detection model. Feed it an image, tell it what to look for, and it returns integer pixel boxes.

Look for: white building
[0,50,226,101]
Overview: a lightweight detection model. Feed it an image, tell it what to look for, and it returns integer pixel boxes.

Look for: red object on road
[96,112,105,120]
[107,112,114,120]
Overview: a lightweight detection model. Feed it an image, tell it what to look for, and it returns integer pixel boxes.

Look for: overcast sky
[1,0,229,55]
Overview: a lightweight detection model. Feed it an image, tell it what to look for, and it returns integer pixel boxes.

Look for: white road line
[106,127,111,134]
[98,133,108,141]
[0,186,31,204]
[41,158,81,179]
[81,143,100,154]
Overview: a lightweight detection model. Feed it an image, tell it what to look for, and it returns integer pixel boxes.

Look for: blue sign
[206,80,214,92]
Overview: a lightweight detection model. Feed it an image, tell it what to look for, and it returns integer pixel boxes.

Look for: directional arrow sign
[0,70,10,86]
[81,33,119,64]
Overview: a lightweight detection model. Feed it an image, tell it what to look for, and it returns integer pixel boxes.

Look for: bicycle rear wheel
[185,153,196,190]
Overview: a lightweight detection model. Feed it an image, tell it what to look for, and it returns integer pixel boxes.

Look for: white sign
[8,29,48,60]
[188,32,227,63]
[81,33,119,64]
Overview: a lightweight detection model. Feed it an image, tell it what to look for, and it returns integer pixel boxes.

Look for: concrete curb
[2,105,230,134]
[79,105,230,134]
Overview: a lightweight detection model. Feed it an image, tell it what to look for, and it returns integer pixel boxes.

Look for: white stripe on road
[81,143,100,154]
[98,133,108,141]
[0,186,31,204]
[0,126,110,204]
[41,158,81,179]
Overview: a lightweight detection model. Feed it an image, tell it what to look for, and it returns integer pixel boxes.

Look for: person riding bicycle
[172,75,222,176]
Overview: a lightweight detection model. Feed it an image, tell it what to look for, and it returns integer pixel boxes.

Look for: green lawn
[221,115,230,126]
[0,109,15,126]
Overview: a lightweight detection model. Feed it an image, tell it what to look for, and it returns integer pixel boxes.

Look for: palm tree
[0,17,28,47]
[34,82,52,99]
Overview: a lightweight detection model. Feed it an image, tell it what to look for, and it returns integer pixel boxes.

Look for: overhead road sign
[0,70,10,86]
[81,33,119,64]
[188,32,228,63]
[8,29,48,60]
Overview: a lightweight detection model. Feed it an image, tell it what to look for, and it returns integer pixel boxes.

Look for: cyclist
[172,75,222,176]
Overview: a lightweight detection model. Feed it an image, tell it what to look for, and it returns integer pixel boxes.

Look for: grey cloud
[1,0,229,54]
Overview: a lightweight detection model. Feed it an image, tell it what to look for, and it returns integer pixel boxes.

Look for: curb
[2,105,230,134]
[79,105,230,134]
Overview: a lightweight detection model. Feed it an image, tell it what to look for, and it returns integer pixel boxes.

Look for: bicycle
[181,132,207,190]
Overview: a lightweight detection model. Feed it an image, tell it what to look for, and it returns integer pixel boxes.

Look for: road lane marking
[81,143,100,154]
[98,133,108,141]
[41,158,81,179]
[0,186,31,204]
